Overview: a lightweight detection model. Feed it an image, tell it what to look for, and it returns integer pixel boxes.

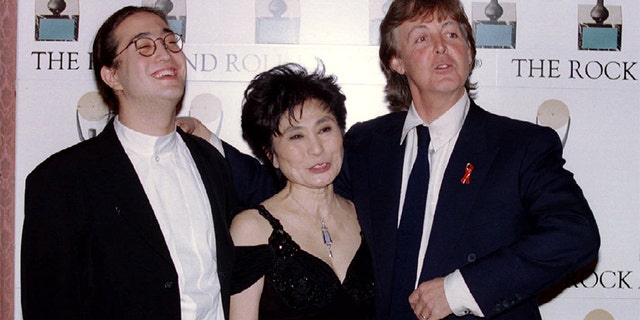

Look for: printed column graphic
[584,309,614,320]
[578,0,622,51]
[256,0,300,44]
[142,0,187,39]
[189,94,224,136]
[536,99,570,148]
[369,0,391,45]
[35,0,79,41]
[76,92,111,141]
[472,0,516,49]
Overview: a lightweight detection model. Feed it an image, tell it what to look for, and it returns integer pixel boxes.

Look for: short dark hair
[379,0,477,111]
[241,62,347,173]
[92,6,167,114]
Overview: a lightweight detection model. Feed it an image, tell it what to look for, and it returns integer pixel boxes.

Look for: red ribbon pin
[460,163,474,184]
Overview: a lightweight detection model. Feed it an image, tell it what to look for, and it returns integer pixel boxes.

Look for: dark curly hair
[379,0,477,111]
[241,62,347,182]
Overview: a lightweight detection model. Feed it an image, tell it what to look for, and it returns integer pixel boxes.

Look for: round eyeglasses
[115,33,183,58]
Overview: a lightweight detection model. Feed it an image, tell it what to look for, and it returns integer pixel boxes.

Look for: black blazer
[336,102,600,319]
[21,121,237,320]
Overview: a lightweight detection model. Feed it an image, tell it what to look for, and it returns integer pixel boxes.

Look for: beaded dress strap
[255,205,284,231]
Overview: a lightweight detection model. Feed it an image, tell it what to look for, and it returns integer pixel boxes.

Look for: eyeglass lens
[135,33,183,57]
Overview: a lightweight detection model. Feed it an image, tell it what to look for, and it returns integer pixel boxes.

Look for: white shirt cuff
[444,269,484,317]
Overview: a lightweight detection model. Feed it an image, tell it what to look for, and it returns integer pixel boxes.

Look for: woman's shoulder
[230,206,273,246]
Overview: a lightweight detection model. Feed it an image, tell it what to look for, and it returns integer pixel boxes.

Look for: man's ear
[468,46,474,69]
[390,56,405,75]
[100,66,123,91]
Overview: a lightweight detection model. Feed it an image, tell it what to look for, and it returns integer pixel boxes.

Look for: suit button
[163,281,173,289]
[219,272,226,279]
[467,253,476,262]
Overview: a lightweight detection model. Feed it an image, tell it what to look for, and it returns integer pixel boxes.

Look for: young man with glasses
[21,6,236,320]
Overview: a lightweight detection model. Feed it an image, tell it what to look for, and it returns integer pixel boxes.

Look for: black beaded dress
[232,205,375,320]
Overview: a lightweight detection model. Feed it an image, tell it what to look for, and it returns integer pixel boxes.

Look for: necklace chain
[290,194,335,259]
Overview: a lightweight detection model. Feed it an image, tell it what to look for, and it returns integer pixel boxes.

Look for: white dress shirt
[115,117,225,320]
[398,94,484,317]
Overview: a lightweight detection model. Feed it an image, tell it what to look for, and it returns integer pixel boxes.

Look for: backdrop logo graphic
[472,1,516,49]
[536,99,570,148]
[189,94,223,136]
[584,309,615,320]
[35,0,79,41]
[76,92,111,141]
[369,0,391,45]
[255,0,300,44]
[578,1,622,51]
[142,0,187,39]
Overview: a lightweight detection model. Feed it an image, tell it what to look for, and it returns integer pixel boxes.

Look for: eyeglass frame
[114,32,184,58]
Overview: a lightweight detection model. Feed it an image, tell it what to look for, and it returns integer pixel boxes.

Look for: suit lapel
[179,130,232,251]
[179,131,234,309]
[421,104,499,279]
[369,124,405,246]
[95,122,174,263]
[180,130,236,297]
[362,114,407,298]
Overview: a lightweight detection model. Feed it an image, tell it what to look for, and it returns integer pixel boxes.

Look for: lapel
[361,113,407,293]
[94,122,174,263]
[178,130,232,255]
[420,103,500,279]
[179,130,234,305]
[369,118,405,244]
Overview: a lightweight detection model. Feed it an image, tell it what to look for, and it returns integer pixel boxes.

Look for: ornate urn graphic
[472,0,517,49]
[35,0,79,41]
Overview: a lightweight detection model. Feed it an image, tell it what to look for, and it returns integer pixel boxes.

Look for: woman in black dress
[229,62,374,320]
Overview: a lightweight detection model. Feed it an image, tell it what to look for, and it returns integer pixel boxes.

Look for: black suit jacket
[336,102,600,319]
[21,121,237,320]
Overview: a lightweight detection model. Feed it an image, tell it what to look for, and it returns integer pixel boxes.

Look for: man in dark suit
[21,6,236,320]
[179,1,600,319]
[336,1,600,319]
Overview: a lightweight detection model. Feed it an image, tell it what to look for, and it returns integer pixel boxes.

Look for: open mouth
[151,68,177,79]
[435,63,452,70]
[312,162,329,170]
[309,162,332,173]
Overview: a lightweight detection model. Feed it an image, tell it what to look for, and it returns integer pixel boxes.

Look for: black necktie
[390,125,431,318]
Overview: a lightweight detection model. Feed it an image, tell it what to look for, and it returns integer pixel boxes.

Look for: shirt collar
[400,94,470,150]
[114,115,178,156]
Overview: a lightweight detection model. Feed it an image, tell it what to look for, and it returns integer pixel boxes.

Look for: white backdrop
[15,1,640,319]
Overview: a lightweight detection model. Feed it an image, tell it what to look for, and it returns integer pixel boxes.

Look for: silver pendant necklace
[291,194,334,259]
[321,217,333,259]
